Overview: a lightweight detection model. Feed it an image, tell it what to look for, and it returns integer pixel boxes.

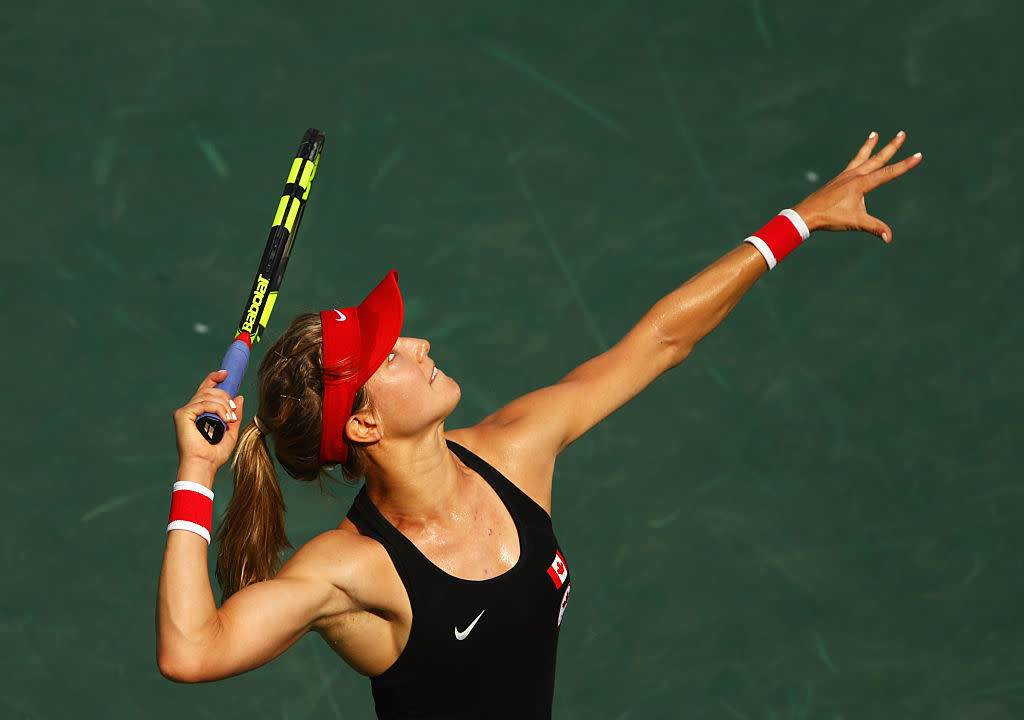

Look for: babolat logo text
[242,275,270,335]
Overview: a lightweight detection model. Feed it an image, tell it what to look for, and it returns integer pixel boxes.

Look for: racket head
[236,128,325,344]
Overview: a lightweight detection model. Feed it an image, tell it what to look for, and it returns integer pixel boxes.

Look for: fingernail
[882,232,889,242]
[913,152,922,159]
[230,411,237,422]
[897,130,905,138]
[869,131,877,139]
[229,399,237,410]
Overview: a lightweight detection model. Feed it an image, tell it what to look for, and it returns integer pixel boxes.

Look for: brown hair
[214,313,372,601]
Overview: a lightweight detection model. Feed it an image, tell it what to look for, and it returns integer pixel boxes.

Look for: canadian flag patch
[547,550,568,589]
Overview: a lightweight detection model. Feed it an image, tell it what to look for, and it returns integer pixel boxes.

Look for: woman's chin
[445,377,462,410]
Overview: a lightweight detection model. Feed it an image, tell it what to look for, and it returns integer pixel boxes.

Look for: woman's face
[361,336,461,441]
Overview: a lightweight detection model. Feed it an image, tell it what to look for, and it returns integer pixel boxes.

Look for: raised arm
[157,373,355,682]
[460,132,921,507]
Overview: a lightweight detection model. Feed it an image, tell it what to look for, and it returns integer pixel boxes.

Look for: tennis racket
[195,128,326,444]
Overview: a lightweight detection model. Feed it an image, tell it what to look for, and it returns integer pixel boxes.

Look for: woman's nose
[414,338,430,360]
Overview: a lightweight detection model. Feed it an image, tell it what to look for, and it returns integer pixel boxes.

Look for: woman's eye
[387,351,396,362]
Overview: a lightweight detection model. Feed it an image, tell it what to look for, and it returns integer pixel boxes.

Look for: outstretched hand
[794,131,922,243]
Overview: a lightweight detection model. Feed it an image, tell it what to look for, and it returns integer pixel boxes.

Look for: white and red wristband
[743,209,811,270]
[167,480,215,544]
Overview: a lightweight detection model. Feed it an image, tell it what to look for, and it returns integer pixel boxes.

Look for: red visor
[319,270,403,465]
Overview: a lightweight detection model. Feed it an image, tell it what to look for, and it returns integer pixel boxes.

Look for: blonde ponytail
[215,423,288,600]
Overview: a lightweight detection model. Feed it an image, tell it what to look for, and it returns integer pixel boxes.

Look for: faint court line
[498,130,609,352]
[647,27,740,240]
[474,38,631,140]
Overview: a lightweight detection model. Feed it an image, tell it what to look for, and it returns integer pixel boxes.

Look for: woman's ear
[345,411,381,444]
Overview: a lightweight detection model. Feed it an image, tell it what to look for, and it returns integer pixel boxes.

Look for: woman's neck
[361,426,467,527]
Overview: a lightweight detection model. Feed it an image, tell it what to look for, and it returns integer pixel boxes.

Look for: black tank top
[346,440,572,720]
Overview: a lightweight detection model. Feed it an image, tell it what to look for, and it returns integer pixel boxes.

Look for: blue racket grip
[195,338,251,444]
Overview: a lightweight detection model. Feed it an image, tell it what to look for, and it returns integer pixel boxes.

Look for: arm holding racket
[162,379,380,682]
[160,129,336,681]
[161,377,360,682]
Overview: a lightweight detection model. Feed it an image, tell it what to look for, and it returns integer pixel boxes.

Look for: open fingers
[844,131,879,171]
[859,131,907,174]
[862,150,923,193]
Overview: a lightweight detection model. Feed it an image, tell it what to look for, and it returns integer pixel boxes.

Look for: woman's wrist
[176,458,218,490]
[791,201,820,233]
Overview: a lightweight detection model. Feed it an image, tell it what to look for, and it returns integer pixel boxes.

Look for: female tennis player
[159,131,921,718]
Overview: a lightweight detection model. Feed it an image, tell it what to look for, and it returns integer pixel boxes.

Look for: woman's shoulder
[444,427,555,514]
[444,427,518,475]
[287,522,378,569]
[281,521,405,612]
[277,524,412,665]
